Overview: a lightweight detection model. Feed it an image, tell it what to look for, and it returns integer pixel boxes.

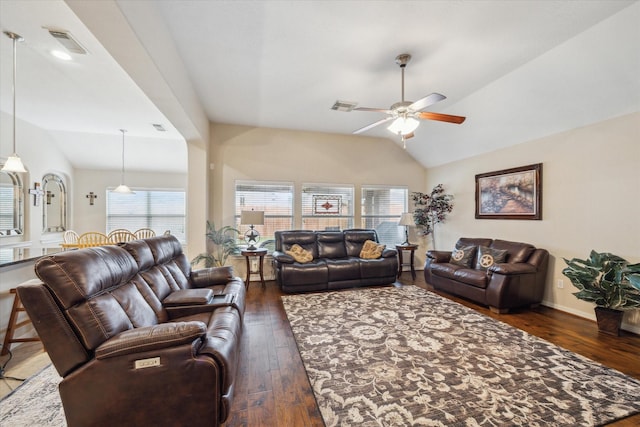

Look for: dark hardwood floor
[224,274,640,427]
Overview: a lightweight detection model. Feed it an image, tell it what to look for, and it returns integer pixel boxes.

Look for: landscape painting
[475,163,542,220]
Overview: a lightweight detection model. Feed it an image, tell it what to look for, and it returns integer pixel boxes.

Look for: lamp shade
[398,212,415,226]
[240,210,264,225]
[1,155,27,173]
[388,117,419,135]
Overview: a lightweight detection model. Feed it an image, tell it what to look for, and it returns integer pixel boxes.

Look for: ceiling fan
[331,53,465,146]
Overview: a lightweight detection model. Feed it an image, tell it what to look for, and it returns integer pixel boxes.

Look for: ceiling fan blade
[417,111,466,124]
[354,107,392,113]
[353,117,394,134]
[408,93,446,112]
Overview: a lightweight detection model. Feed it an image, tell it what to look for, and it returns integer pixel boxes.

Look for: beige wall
[425,112,640,333]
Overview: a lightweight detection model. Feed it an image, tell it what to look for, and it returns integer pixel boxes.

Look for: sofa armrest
[272,250,295,264]
[190,266,234,288]
[95,321,207,360]
[426,250,452,263]
[381,248,398,258]
[488,263,537,275]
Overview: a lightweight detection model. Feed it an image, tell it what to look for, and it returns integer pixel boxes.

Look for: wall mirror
[42,173,67,233]
[0,169,24,236]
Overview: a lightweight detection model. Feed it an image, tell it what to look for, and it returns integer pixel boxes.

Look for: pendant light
[112,129,135,194]
[2,32,27,173]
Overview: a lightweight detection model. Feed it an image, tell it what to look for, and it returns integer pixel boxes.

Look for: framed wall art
[313,195,341,215]
[475,163,542,220]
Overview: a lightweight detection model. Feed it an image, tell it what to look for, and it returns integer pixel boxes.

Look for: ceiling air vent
[48,30,87,55]
[152,124,167,132]
[331,100,357,112]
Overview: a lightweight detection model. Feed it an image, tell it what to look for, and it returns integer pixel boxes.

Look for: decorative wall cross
[86,192,98,206]
[29,182,45,206]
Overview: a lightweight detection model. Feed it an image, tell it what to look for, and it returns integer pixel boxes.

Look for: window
[107,189,186,242]
[302,184,354,231]
[235,181,294,248]
[361,186,408,246]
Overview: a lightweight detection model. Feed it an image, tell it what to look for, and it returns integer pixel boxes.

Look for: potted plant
[191,221,240,267]
[562,250,640,336]
[410,184,453,249]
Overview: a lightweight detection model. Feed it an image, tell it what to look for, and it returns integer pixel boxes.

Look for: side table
[395,244,418,280]
[240,248,268,290]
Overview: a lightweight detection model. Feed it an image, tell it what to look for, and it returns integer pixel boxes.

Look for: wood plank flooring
[224,274,640,427]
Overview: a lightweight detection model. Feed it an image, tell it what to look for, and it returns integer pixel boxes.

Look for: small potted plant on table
[562,250,640,336]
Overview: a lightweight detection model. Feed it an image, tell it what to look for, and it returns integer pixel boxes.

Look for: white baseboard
[541,299,640,335]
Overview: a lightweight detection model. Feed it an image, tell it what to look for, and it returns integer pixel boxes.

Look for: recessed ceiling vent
[331,100,357,112]
[48,30,87,55]
[152,124,167,132]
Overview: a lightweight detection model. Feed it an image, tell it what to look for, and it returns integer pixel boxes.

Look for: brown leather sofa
[424,237,549,313]
[17,235,245,427]
[273,229,398,293]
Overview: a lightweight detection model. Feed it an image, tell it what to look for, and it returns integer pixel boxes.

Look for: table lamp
[240,210,264,250]
[398,212,415,246]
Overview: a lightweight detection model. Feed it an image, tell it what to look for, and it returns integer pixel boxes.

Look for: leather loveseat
[17,235,245,427]
[273,229,398,293]
[424,237,549,313]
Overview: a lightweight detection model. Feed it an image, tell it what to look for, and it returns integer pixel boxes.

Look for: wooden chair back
[77,232,109,248]
[108,229,137,244]
[63,230,79,244]
[134,228,156,239]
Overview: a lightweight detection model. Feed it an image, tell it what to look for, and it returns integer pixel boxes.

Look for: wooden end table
[240,248,268,290]
[395,244,418,280]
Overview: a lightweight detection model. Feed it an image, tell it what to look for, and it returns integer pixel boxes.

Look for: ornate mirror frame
[42,173,67,233]
[0,169,24,236]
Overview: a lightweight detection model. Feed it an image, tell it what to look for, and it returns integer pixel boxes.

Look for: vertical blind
[106,189,186,242]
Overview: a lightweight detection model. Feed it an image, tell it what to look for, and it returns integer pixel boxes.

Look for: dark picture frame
[475,163,542,220]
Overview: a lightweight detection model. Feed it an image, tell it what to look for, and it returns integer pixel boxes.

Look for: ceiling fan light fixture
[388,117,419,135]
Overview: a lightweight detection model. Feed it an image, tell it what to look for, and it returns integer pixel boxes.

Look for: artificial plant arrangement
[410,184,454,248]
[191,221,240,268]
[562,250,640,335]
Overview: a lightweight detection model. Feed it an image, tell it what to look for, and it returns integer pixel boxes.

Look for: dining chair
[134,228,156,239]
[63,230,79,244]
[77,232,109,248]
[108,229,137,244]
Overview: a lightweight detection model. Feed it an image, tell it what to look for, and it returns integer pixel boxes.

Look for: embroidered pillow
[475,246,508,270]
[359,240,386,259]
[286,244,313,263]
[449,245,477,268]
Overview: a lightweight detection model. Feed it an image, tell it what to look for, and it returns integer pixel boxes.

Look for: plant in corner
[562,250,640,336]
[191,221,240,268]
[410,184,454,249]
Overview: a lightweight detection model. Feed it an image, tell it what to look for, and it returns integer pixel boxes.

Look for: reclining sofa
[17,235,245,427]
[424,237,549,313]
[273,229,398,293]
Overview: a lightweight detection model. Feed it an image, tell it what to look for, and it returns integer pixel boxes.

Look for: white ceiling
[1,0,639,172]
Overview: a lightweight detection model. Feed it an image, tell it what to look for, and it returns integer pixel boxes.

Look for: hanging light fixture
[2,31,27,173]
[112,129,135,194]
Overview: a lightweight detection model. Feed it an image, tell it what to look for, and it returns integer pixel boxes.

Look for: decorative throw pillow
[475,246,508,270]
[286,244,313,263]
[449,245,477,268]
[360,240,386,259]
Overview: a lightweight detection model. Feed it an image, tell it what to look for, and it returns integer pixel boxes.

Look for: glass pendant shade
[388,117,419,135]
[1,154,27,173]
[113,184,134,194]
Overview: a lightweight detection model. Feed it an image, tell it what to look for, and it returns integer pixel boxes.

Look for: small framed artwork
[475,163,542,220]
[313,195,341,215]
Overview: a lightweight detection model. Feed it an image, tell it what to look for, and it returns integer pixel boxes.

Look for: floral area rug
[0,364,65,426]
[281,285,640,426]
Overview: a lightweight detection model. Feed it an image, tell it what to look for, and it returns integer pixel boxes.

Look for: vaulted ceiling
[1,0,638,173]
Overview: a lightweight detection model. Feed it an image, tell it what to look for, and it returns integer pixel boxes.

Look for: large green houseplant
[562,250,640,335]
[410,184,453,249]
[191,221,240,268]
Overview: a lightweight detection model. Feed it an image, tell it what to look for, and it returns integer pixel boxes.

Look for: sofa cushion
[450,244,477,268]
[453,269,489,288]
[344,229,378,257]
[475,246,508,270]
[490,239,535,263]
[430,262,463,280]
[317,232,347,258]
[286,244,313,263]
[360,240,385,259]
